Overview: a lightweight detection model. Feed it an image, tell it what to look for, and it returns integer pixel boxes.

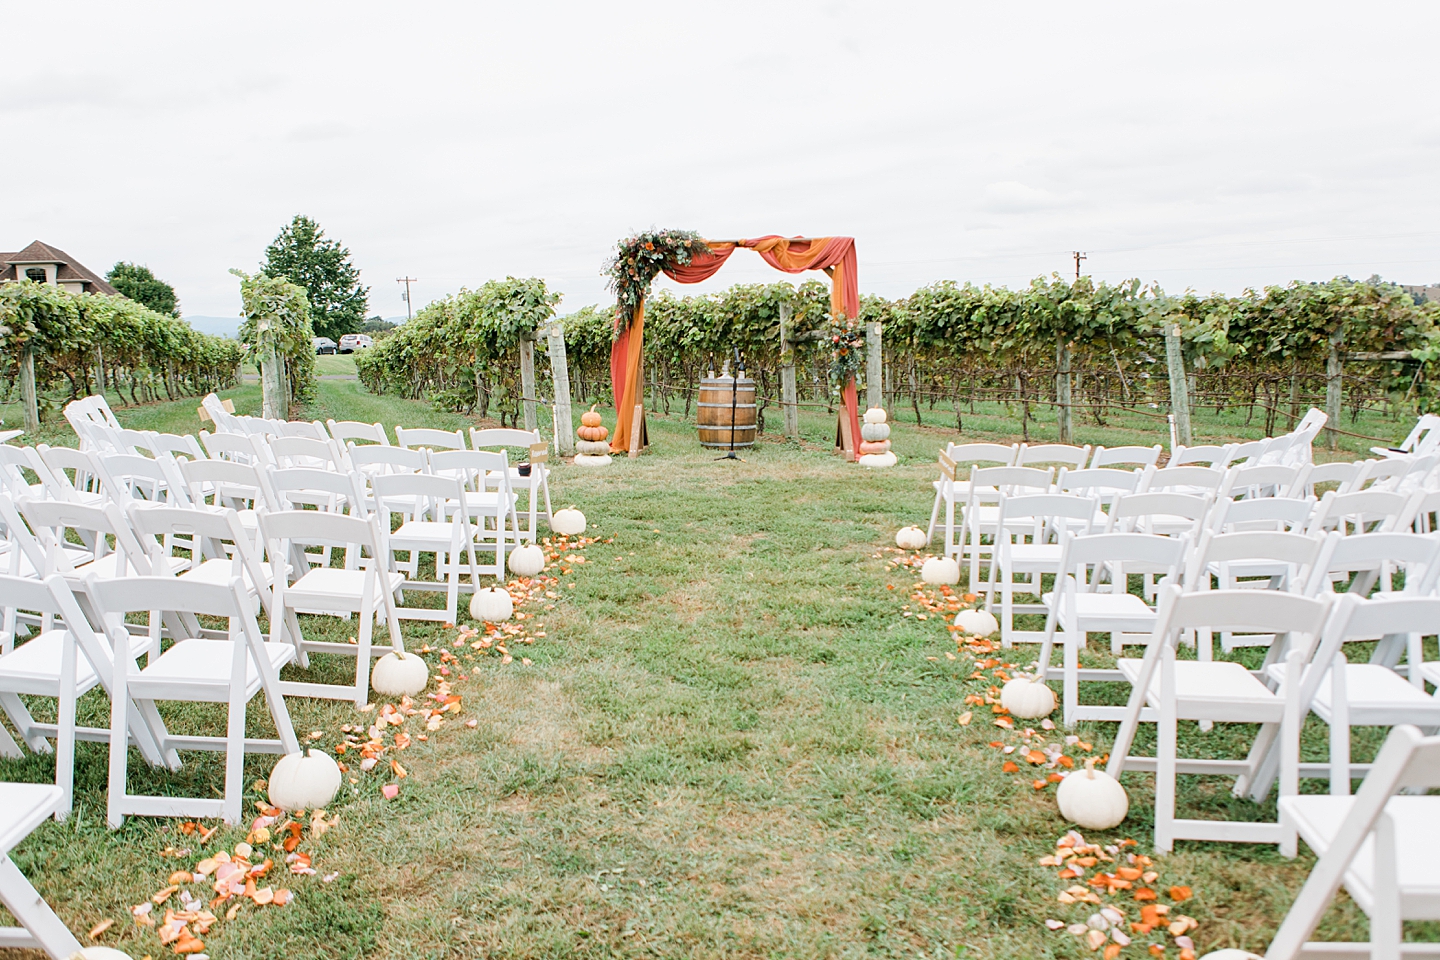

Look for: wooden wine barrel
[696,377,757,448]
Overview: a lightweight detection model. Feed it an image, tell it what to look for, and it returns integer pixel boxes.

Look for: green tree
[107,262,179,317]
[262,215,369,341]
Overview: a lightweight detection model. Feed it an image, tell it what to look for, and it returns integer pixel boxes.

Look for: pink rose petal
[382,784,399,800]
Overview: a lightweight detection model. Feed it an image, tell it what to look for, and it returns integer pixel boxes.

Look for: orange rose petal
[1134,888,1157,901]
[1149,947,1165,958]
[1104,945,1122,960]
[1032,779,1047,790]
[1002,761,1019,773]
[1169,885,1192,902]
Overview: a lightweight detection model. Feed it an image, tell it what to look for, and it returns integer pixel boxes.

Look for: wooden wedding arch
[606,232,877,458]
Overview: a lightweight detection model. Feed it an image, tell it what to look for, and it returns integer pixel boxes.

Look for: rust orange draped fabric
[609,236,861,454]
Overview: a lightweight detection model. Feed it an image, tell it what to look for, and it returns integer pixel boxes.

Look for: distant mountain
[184,315,241,338]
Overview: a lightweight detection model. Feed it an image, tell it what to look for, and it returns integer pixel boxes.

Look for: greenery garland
[604,229,709,334]
[827,315,865,388]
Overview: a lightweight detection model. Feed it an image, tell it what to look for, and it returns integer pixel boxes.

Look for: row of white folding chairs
[1028,525,1440,726]
[1091,587,1440,866]
[944,460,1440,604]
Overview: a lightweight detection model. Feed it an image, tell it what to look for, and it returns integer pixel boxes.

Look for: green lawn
[0,379,1422,958]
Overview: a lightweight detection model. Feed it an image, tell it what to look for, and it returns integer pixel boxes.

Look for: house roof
[0,240,118,295]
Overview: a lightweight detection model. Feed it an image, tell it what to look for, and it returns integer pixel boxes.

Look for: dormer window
[24,268,46,283]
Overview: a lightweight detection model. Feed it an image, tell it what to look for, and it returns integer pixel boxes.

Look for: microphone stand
[717,347,744,462]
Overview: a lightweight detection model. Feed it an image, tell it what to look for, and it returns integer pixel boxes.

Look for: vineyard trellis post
[1325,333,1343,451]
[18,346,38,435]
[779,301,799,438]
[866,320,882,410]
[1055,339,1073,444]
[259,338,284,420]
[546,324,575,456]
[518,337,538,432]
[1164,323,1192,447]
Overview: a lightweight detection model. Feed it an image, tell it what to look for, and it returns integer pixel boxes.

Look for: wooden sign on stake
[196,398,235,423]
[835,412,856,462]
[629,405,644,459]
[529,442,548,465]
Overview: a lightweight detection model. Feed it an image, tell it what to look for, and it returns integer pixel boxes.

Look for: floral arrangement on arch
[827,314,864,389]
[604,229,709,334]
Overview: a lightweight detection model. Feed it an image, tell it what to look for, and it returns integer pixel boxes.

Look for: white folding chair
[428,450,520,568]
[1371,413,1440,459]
[347,444,428,482]
[470,427,553,542]
[1016,443,1091,471]
[17,497,173,584]
[261,509,405,707]
[984,493,1101,647]
[953,465,1053,592]
[1054,467,1142,508]
[396,426,466,453]
[1107,586,1330,854]
[1208,494,1317,535]
[328,419,390,447]
[373,472,483,624]
[1139,464,1226,496]
[1184,529,1334,655]
[1223,437,1272,468]
[0,446,46,502]
[145,431,206,463]
[90,574,299,826]
[200,392,245,434]
[1307,488,1420,537]
[1169,443,1235,468]
[0,573,167,818]
[1261,595,1440,801]
[1305,460,1363,495]
[32,445,104,506]
[1218,462,1311,500]
[91,451,189,506]
[925,442,1017,543]
[1089,444,1161,470]
[199,429,266,467]
[1267,724,1440,960]
[0,781,86,956]
[128,503,276,624]
[1035,531,1188,726]
[266,435,350,473]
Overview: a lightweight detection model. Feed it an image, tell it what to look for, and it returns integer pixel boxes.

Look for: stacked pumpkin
[575,406,612,466]
[857,408,898,468]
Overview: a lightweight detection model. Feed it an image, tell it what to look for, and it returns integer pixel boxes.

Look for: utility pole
[396,277,418,319]
[1072,251,1087,279]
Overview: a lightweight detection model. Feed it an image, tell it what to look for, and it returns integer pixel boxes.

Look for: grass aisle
[0,383,1399,958]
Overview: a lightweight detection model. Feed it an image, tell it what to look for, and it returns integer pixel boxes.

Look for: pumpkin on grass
[267,749,342,811]
[577,405,609,442]
[1056,757,1129,830]
[371,650,429,696]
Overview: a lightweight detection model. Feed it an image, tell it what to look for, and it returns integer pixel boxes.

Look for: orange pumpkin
[580,405,603,428]
[577,424,608,442]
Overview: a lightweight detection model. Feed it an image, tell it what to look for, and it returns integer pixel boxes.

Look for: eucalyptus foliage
[232,269,316,408]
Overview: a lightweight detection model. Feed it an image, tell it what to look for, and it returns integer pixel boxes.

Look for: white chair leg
[1330,654,1350,797]
[0,857,82,957]
[1063,624,1080,729]
[354,573,376,708]
[925,488,943,542]
[107,631,131,829]
[54,630,77,821]
[1155,645,1177,855]
[0,694,50,754]
[1372,810,1401,959]
[222,624,246,825]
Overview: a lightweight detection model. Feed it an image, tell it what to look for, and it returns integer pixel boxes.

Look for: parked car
[338,333,373,353]
[313,337,337,355]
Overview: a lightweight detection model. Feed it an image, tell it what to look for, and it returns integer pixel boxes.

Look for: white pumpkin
[858,452,897,468]
[267,749,342,811]
[863,407,887,424]
[895,526,928,550]
[508,543,546,577]
[575,439,612,456]
[551,508,586,536]
[371,650,430,696]
[574,454,611,467]
[953,607,999,637]
[860,422,891,442]
[920,555,960,585]
[1196,952,1264,960]
[71,950,136,960]
[1056,758,1129,830]
[1000,676,1056,718]
[469,586,513,622]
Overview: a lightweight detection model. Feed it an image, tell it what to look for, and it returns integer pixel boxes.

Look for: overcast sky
[5,1,1438,323]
